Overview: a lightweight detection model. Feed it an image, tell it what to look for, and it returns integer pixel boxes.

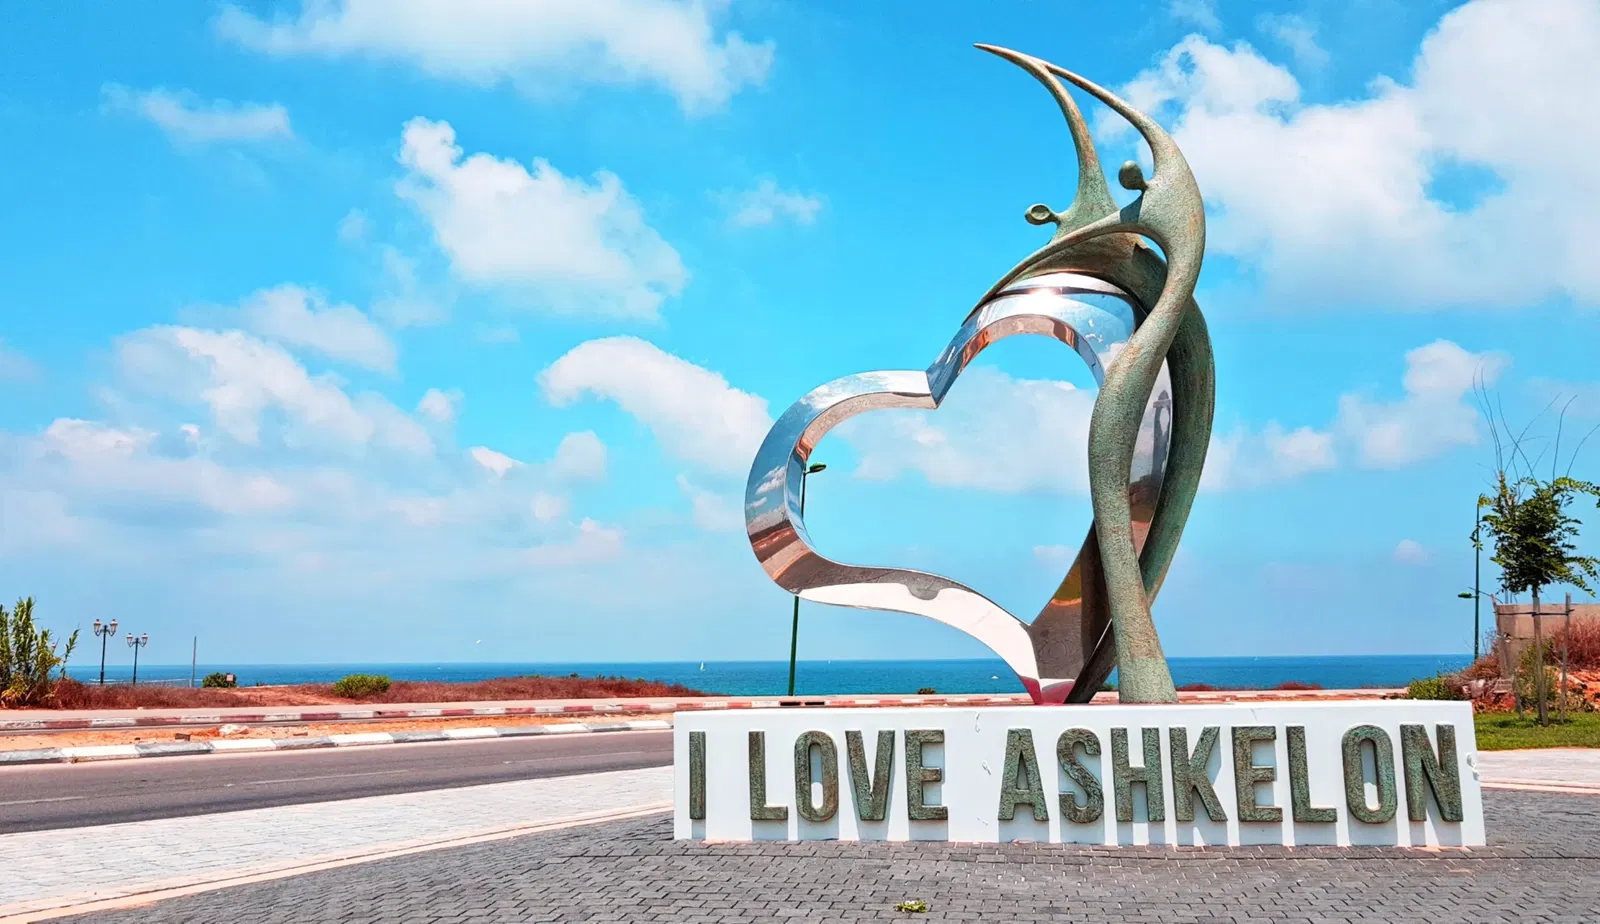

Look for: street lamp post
[1471,500,1484,661]
[787,462,826,697]
[92,619,119,685]
[126,633,149,685]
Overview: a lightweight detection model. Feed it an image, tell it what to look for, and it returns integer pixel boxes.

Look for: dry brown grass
[24,674,704,710]
[330,675,704,703]
[1273,680,1323,691]
[1557,619,1600,670]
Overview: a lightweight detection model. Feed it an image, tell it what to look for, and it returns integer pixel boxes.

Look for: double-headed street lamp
[92,619,119,685]
[787,462,827,697]
[126,633,149,685]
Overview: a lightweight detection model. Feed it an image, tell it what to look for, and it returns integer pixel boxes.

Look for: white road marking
[240,769,409,787]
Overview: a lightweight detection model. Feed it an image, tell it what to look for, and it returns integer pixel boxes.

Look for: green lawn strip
[1474,711,1600,750]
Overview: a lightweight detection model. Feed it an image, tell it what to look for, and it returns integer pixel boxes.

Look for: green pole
[1473,503,1482,662]
[787,473,808,697]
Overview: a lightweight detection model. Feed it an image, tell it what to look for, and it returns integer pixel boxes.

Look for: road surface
[0,729,672,833]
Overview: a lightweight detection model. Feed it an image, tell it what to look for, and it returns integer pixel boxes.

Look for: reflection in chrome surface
[744,273,1170,704]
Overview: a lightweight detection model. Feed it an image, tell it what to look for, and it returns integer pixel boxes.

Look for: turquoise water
[69,655,1469,694]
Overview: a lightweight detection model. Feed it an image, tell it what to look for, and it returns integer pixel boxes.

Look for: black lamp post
[126,633,149,685]
[92,618,119,685]
[787,462,826,697]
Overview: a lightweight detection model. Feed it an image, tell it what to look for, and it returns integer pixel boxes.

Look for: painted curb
[0,719,675,767]
[0,689,1402,734]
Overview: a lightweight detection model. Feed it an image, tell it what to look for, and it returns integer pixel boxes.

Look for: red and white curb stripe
[0,719,674,767]
[0,693,1038,733]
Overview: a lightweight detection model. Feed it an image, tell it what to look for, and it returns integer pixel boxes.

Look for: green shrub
[332,673,392,698]
[916,687,936,696]
[201,672,237,689]
[1408,674,1465,700]
[0,598,78,707]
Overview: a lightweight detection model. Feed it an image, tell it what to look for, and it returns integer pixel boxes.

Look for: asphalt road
[0,730,673,833]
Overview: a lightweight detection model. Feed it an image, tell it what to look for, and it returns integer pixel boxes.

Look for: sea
[67,655,1471,695]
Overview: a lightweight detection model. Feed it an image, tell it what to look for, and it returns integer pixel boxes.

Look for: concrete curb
[0,689,1404,734]
[0,719,674,767]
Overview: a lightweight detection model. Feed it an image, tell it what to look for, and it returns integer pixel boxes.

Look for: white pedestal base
[673,701,1484,846]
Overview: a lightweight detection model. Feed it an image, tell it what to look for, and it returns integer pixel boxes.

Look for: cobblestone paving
[73,790,1600,923]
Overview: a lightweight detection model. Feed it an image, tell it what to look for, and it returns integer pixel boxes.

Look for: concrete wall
[1493,602,1600,675]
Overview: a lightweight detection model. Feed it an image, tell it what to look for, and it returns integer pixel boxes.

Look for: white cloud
[416,388,461,423]
[540,337,770,474]
[531,491,571,522]
[1109,0,1600,308]
[238,284,396,373]
[1202,423,1337,491]
[469,446,520,478]
[25,419,296,517]
[1394,539,1431,565]
[0,339,39,382]
[523,518,624,568]
[102,84,293,145]
[116,326,430,455]
[1034,544,1075,569]
[1168,0,1220,32]
[337,209,370,245]
[677,475,741,531]
[846,367,1098,494]
[1257,13,1329,71]
[371,246,449,328]
[217,0,773,113]
[724,180,823,228]
[396,118,687,318]
[550,431,608,481]
[1335,340,1505,468]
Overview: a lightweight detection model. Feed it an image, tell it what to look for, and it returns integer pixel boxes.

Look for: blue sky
[2,0,1597,669]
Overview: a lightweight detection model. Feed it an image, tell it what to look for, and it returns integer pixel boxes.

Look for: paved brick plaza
[71,789,1600,923]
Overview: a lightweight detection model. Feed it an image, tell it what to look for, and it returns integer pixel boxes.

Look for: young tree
[1479,475,1599,725]
[1476,389,1600,725]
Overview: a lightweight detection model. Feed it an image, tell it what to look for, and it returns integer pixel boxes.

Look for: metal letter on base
[744,46,1215,704]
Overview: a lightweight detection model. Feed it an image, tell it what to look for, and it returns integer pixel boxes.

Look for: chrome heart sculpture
[744,46,1215,705]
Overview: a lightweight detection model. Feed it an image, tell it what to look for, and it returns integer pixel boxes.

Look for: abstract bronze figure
[743,46,1214,705]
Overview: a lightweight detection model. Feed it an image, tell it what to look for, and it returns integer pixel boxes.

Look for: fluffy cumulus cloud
[1207,340,1501,488]
[236,284,396,373]
[396,118,687,319]
[1201,423,1336,491]
[523,518,624,568]
[1393,539,1431,565]
[116,326,430,455]
[415,388,461,423]
[677,475,741,532]
[843,367,1099,494]
[540,336,770,475]
[1,308,633,603]
[218,0,773,113]
[1334,340,1505,469]
[1110,0,1600,308]
[723,180,823,228]
[101,84,293,145]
